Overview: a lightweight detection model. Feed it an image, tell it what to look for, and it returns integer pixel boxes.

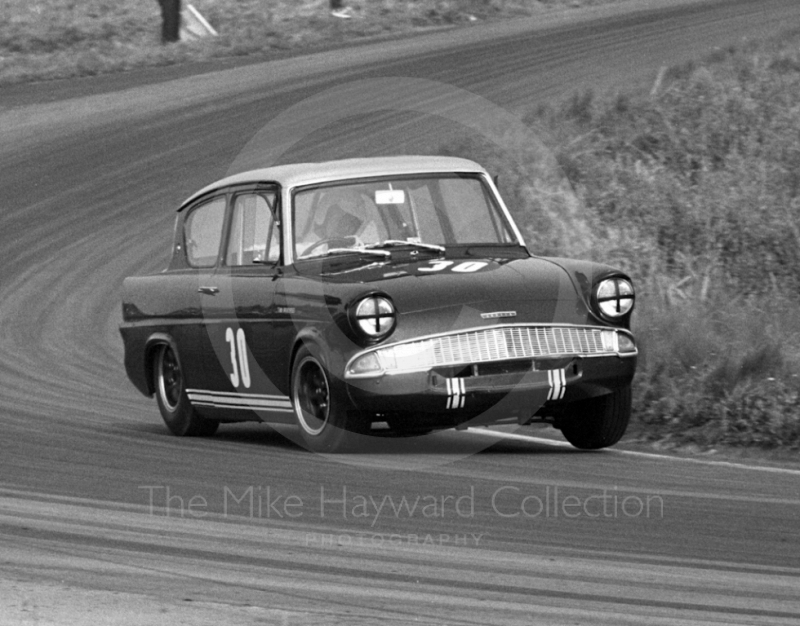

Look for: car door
[174,193,228,392]
[198,187,294,421]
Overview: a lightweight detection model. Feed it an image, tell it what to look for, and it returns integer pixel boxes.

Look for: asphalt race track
[1,0,799,623]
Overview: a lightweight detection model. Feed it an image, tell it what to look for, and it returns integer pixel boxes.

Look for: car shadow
[134,421,590,456]
[229,423,587,456]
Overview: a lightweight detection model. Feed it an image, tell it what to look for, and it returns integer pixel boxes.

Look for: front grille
[433,327,608,363]
[374,325,621,373]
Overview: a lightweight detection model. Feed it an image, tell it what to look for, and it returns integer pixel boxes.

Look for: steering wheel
[301,235,362,257]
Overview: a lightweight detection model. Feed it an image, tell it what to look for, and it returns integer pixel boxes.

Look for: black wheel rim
[294,357,330,436]
[159,346,182,411]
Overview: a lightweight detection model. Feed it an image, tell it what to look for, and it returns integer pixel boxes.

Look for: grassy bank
[1,0,624,86]
[449,31,800,449]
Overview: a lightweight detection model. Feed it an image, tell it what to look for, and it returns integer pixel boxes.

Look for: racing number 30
[419,260,488,273]
[225,327,251,389]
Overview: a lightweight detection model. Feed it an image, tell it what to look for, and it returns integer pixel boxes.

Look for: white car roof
[180,156,488,209]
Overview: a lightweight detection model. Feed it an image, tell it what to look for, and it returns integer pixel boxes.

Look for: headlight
[353,295,396,339]
[594,277,634,319]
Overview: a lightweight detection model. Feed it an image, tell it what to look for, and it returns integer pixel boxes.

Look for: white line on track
[466,428,800,476]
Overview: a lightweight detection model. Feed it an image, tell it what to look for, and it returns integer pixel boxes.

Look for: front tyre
[154,343,219,437]
[558,386,631,450]
[291,345,365,453]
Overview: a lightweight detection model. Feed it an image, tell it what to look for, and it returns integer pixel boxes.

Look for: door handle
[198,286,220,295]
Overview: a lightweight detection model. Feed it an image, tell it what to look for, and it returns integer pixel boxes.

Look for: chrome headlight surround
[593,277,635,320]
[350,294,397,341]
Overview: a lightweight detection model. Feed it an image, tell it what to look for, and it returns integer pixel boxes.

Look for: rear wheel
[154,343,219,437]
[291,345,366,453]
[558,386,631,450]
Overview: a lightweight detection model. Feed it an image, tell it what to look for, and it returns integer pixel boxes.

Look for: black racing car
[120,156,637,452]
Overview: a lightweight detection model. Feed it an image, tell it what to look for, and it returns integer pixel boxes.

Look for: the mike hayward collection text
[140,485,665,522]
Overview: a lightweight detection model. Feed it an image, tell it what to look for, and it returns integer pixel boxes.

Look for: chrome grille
[376,325,619,372]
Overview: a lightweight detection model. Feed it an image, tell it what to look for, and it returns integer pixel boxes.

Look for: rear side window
[184,196,226,267]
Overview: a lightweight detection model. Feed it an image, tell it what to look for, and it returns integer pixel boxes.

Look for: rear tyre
[291,345,366,453]
[154,344,219,437]
[558,386,631,450]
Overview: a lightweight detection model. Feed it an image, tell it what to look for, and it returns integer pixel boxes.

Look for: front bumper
[344,353,637,425]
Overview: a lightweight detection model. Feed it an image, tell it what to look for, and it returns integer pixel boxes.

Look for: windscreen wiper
[365,240,445,253]
[300,247,390,260]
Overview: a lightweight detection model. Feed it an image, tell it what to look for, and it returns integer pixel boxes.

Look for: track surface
[2,1,800,623]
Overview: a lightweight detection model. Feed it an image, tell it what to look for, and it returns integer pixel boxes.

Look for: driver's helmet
[313,190,365,239]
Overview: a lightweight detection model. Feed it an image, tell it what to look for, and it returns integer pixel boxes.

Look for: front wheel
[558,386,631,450]
[291,345,366,453]
[154,343,219,437]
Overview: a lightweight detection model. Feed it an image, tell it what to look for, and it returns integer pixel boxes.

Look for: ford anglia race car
[120,156,637,452]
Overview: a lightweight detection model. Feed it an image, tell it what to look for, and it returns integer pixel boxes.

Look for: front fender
[540,257,634,329]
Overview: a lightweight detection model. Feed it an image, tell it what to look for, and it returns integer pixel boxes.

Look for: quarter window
[184,196,226,267]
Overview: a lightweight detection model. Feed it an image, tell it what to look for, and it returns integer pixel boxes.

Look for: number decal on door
[225,327,251,389]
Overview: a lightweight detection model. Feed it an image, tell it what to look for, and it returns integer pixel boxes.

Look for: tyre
[154,343,219,437]
[558,386,631,450]
[291,345,366,453]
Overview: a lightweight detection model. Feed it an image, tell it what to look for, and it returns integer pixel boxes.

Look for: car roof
[179,155,489,209]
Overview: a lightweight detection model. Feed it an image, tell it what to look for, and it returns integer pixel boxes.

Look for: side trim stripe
[186,389,292,412]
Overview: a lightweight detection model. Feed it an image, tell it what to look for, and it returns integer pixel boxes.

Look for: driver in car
[297,192,380,257]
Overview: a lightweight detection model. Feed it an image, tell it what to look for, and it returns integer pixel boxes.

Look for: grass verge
[1,0,625,86]
[446,31,800,449]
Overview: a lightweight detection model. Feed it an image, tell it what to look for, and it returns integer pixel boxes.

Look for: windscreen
[293,174,516,259]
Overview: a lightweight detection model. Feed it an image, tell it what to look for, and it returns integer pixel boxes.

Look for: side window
[184,196,226,268]
[226,192,279,266]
